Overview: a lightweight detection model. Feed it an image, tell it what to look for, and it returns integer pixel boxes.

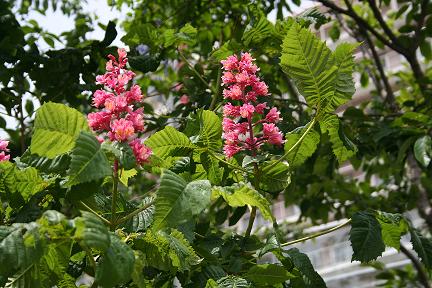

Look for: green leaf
[0,222,44,286]
[376,211,408,251]
[213,183,274,221]
[284,126,320,167]
[286,248,326,287]
[196,110,222,151]
[128,53,161,73]
[96,233,135,288]
[119,168,137,187]
[332,42,358,108]
[153,170,211,229]
[201,153,223,185]
[216,276,250,288]
[177,23,197,45]
[31,102,89,158]
[18,150,70,175]
[13,166,49,201]
[74,211,110,251]
[320,114,356,163]
[124,197,155,233]
[258,160,290,193]
[162,229,201,271]
[145,126,196,159]
[410,227,432,269]
[100,20,117,47]
[67,131,112,186]
[245,264,294,285]
[280,22,337,111]
[414,135,432,168]
[350,211,385,262]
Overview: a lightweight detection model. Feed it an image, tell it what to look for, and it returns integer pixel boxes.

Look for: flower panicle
[221,52,283,158]
[0,140,10,162]
[88,48,152,165]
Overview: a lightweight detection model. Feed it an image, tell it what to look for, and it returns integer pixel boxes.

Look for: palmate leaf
[96,233,135,288]
[350,211,385,262]
[30,102,89,158]
[67,131,112,186]
[213,183,274,221]
[245,264,294,285]
[284,125,320,168]
[320,114,357,163]
[145,126,196,159]
[410,227,432,269]
[286,248,326,288]
[280,22,337,111]
[153,170,211,230]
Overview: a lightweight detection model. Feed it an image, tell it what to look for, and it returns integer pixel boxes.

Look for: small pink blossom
[111,119,135,142]
[126,108,145,131]
[223,103,240,117]
[104,95,128,113]
[125,85,143,104]
[239,104,255,118]
[221,55,238,70]
[129,139,152,164]
[0,152,10,162]
[223,144,243,158]
[253,81,268,96]
[88,111,112,131]
[221,72,235,85]
[255,102,268,114]
[92,90,113,108]
[179,95,190,105]
[0,140,9,151]
[263,123,283,145]
[265,107,282,123]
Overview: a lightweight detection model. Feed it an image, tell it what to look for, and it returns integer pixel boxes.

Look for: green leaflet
[258,160,291,193]
[280,23,357,112]
[145,126,196,159]
[320,114,357,163]
[213,276,250,288]
[286,248,326,288]
[74,211,110,251]
[410,227,432,269]
[96,233,135,288]
[153,170,211,229]
[414,135,432,168]
[213,183,274,221]
[376,211,408,251]
[284,125,320,168]
[196,110,222,152]
[135,229,200,272]
[67,131,112,186]
[245,264,294,285]
[30,102,89,158]
[119,168,137,187]
[350,211,385,262]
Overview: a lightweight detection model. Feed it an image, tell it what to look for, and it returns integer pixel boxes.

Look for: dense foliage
[1,0,432,287]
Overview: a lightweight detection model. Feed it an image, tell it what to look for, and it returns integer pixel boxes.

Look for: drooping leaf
[96,233,135,288]
[376,211,408,251]
[245,264,294,285]
[213,183,274,221]
[284,125,320,168]
[153,170,211,229]
[17,150,71,175]
[320,114,356,163]
[410,227,432,269]
[100,20,117,47]
[350,211,385,262]
[414,135,432,168]
[67,131,112,186]
[74,211,110,251]
[145,126,196,159]
[286,248,326,288]
[31,102,89,158]
[119,168,137,187]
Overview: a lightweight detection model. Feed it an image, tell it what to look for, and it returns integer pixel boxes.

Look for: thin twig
[79,201,111,226]
[116,200,155,225]
[281,219,352,247]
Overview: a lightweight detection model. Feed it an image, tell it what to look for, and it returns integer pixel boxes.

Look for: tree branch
[400,244,431,288]
[366,0,400,47]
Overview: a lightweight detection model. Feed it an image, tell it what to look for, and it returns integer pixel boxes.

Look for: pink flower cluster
[0,140,10,162]
[88,49,152,165]
[221,53,283,158]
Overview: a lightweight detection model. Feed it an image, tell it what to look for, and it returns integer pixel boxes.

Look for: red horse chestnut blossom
[88,48,152,165]
[221,53,283,158]
[0,140,10,162]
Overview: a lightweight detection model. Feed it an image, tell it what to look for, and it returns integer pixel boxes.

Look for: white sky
[0,0,313,139]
